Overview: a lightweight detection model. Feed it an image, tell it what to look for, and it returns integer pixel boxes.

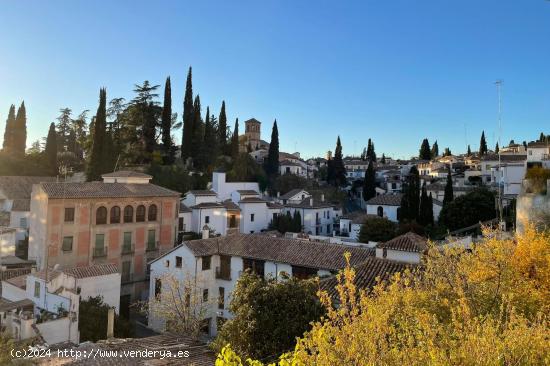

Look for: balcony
[146,241,159,253]
[121,273,133,284]
[121,243,135,255]
[215,266,231,281]
[93,247,107,258]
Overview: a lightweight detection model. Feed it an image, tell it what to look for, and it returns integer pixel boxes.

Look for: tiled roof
[244,118,261,124]
[11,199,30,211]
[341,212,379,224]
[0,298,34,312]
[191,202,225,209]
[61,264,119,279]
[320,257,414,298]
[377,232,428,253]
[279,159,301,167]
[40,182,180,199]
[365,194,403,206]
[426,183,474,192]
[222,200,240,210]
[527,141,549,148]
[267,201,283,209]
[4,273,30,289]
[179,202,192,213]
[101,171,152,178]
[188,190,217,196]
[286,197,335,209]
[239,197,268,204]
[42,333,215,365]
[236,190,259,195]
[179,234,374,271]
[0,176,56,199]
[481,154,527,162]
[280,188,308,200]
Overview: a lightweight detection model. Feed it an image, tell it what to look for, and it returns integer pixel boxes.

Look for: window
[148,204,157,221]
[123,232,132,252]
[229,215,236,228]
[391,182,397,189]
[110,206,121,224]
[218,287,225,309]
[176,256,182,268]
[250,214,255,222]
[205,215,210,224]
[202,256,211,270]
[243,258,265,278]
[136,205,146,222]
[154,278,162,297]
[123,206,133,223]
[291,265,318,280]
[122,261,131,282]
[203,289,209,302]
[327,224,331,234]
[383,247,388,259]
[64,207,75,222]
[178,217,184,232]
[34,281,40,298]
[377,206,384,217]
[19,217,27,228]
[94,234,105,256]
[62,236,73,252]
[147,230,156,249]
[96,206,107,225]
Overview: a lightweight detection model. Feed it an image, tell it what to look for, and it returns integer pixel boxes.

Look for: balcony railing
[121,243,134,255]
[93,247,107,258]
[146,241,159,252]
[215,266,231,281]
[121,273,133,283]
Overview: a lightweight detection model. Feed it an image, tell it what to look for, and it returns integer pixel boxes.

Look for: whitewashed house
[365,194,402,222]
[277,189,310,205]
[0,263,120,345]
[148,234,373,336]
[526,141,550,168]
[375,232,427,264]
[283,196,341,236]
[211,172,260,201]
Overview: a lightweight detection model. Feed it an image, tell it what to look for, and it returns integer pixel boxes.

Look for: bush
[358,216,397,243]
[79,296,133,342]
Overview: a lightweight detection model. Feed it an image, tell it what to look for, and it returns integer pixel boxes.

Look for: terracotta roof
[0,176,56,199]
[11,199,30,211]
[341,212,379,224]
[178,234,374,271]
[280,188,308,200]
[101,171,152,178]
[0,298,34,312]
[377,232,428,253]
[222,200,240,210]
[267,201,283,209]
[4,273,30,289]
[244,118,261,124]
[42,333,216,365]
[61,264,119,279]
[426,183,474,192]
[239,197,268,204]
[188,190,217,196]
[191,202,225,209]
[320,257,414,298]
[40,182,180,199]
[365,194,403,206]
[286,197,335,209]
[481,154,527,162]
[179,202,192,213]
[527,141,549,148]
[279,159,301,167]
[236,190,259,195]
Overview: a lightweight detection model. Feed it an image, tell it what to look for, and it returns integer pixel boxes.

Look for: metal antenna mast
[495,80,504,227]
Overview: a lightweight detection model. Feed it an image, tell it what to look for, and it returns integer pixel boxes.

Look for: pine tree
[56,107,72,152]
[181,67,194,161]
[331,136,347,187]
[479,131,488,156]
[265,120,279,181]
[2,104,16,153]
[495,142,499,154]
[399,166,420,222]
[190,95,203,165]
[467,145,472,156]
[86,88,108,181]
[431,140,439,158]
[12,102,27,155]
[418,183,433,226]
[44,122,58,176]
[363,160,376,201]
[231,118,240,160]
[218,101,227,154]
[442,165,454,206]
[419,138,431,160]
[161,76,174,164]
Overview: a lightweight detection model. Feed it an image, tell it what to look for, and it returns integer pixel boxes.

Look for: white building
[338,213,378,242]
[0,263,120,345]
[375,232,427,264]
[283,196,341,236]
[365,194,403,222]
[148,233,373,336]
[211,172,260,201]
[526,141,550,168]
[277,189,310,205]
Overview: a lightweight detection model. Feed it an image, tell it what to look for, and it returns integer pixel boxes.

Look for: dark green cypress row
[86,88,107,181]
[13,102,27,155]
[181,67,194,161]
[479,131,488,156]
[2,104,16,153]
[467,145,472,156]
[431,140,439,158]
[363,160,376,201]
[332,136,347,187]
[190,95,203,165]
[218,101,227,154]
[265,120,279,179]
[44,122,58,176]
[419,138,431,160]
[231,118,239,160]
[442,165,454,206]
[161,76,174,164]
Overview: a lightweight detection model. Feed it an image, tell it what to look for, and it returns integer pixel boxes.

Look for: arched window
[136,205,146,222]
[110,206,121,224]
[96,207,107,225]
[124,206,133,223]
[148,204,157,221]
[377,206,384,217]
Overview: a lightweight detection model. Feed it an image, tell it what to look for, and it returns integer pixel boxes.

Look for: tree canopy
[358,216,397,243]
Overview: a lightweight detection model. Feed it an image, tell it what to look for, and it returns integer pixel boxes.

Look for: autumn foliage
[216,225,550,365]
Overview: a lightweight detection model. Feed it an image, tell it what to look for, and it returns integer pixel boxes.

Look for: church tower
[244,118,261,150]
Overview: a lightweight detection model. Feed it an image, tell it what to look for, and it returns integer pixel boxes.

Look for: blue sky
[1,0,549,159]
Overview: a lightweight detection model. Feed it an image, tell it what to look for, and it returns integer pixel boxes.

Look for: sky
[0,0,549,160]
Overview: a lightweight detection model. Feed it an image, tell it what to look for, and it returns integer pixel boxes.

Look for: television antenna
[495,79,504,228]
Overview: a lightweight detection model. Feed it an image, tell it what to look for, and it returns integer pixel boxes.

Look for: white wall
[192,207,226,236]
[37,317,78,345]
[0,230,16,256]
[212,172,260,201]
[375,248,421,264]
[77,273,121,313]
[240,203,270,234]
[366,204,399,222]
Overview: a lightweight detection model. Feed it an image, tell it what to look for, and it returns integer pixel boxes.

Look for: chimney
[321,194,325,202]
[310,198,313,206]
[202,226,210,239]
[107,307,115,338]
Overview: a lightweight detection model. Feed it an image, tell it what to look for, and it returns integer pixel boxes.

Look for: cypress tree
[467,144,472,156]
[86,88,107,181]
[399,166,420,222]
[181,67,194,161]
[265,120,279,180]
[44,122,58,176]
[198,107,217,170]
[161,76,174,164]
[231,118,239,160]
[443,147,452,156]
[190,95,203,164]
[363,160,376,201]
[331,136,346,187]
[2,104,16,153]
[419,138,431,160]
[13,102,27,155]
[369,141,376,161]
[539,132,545,142]
[366,139,372,160]
[442,165,454,206]
[292,210,302,232]
[495,142,499,154]
[418,183,433,226]
[479,131,488,156]
[218,101,227,154]
[381,153,386,164]
[431,140,439,158]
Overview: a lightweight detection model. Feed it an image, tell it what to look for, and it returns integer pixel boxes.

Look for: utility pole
[495,80,504,229]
